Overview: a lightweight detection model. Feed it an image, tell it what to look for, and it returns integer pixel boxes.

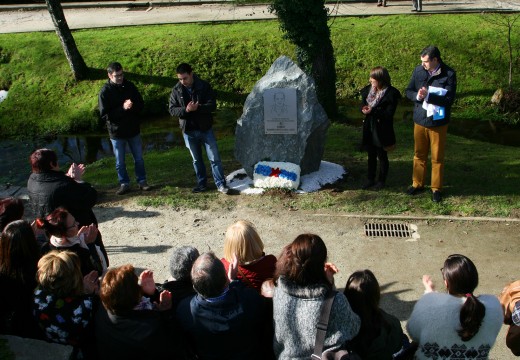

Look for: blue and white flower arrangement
[253,161,301,190]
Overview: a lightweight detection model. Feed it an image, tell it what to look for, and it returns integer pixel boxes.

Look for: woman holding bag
[360,66,401,190]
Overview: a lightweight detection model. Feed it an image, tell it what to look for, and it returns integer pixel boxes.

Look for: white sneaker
[116,184,130,195]
[217,185,229,194]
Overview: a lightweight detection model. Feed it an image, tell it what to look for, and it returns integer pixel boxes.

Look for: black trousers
[366,144,389,183]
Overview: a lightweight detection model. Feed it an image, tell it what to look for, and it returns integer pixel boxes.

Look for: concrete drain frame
[364,222,420,241]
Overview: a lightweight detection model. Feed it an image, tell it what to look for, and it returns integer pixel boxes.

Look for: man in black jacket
[169,63,229,194]
[405,46,456,203]
[99,62,150,195]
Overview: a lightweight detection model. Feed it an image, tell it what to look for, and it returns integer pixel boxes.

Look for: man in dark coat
[176,252,267,360]
[98,61,150,195]
[405,45,456,203]
[169,63,229,194]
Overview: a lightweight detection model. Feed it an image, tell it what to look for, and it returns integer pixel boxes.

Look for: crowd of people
[1,191,518,359]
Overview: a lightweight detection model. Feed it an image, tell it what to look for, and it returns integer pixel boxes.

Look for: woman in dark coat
[360,66,401,190]
[27,148,108,264]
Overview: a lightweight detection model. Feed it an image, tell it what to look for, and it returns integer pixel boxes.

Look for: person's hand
[155,290,172,311]
[422,274,435,293]
[66,163,86,181]
[78,224,98,244]
[83,270,99,295]
[324,262,339,285]
[418,86,428,100]
[123,99,133,110]
[227,254,238,281]
[261,279,275,298]
[361,105,371,115]
[139,270,156,296]
[186,101,199,112]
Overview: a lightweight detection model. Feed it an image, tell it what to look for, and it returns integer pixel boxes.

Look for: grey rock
[234,56,330,178]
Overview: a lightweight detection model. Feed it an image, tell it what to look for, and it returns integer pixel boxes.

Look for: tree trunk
[45,0,88,81]
[311,39,337,118]
[269,0,338,119]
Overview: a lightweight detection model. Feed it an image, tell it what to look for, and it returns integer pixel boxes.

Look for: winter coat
[27,170,98,227]
[405,61,457,128]
[168,74,216,133]
[98,79,144,139]
[361,85,401,148]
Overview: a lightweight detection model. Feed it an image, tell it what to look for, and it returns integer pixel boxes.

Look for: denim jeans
[110,134,146,185]
[183,129,226,188]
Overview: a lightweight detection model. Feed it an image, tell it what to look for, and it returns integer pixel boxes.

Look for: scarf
[366,86,388,109]
[50,234,89,249]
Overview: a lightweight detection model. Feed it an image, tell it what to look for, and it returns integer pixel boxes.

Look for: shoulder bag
[311,290,361,360]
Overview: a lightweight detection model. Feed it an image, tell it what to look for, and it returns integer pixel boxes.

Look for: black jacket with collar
[168,74,216,133]
[27,170,98,226]
[360,85,401,148]
[98,78,144,139]
[405,61,457,127]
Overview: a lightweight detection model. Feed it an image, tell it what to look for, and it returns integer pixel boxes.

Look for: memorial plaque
[263,88,297,134]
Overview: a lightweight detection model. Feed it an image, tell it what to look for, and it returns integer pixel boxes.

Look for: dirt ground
[93,196,519,359]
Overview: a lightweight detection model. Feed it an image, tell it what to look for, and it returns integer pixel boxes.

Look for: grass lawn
[1,14,519,137]
[1,13,519,217]
[84,109,520,218]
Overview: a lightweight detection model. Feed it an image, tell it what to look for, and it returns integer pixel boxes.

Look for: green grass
[2,13,519,218]
[1,13,520,137]
[83,113,520,218]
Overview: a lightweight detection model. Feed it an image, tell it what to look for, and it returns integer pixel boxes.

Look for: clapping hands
[139,270,172,311]
[66,163,86,181]
[78,224,98,244]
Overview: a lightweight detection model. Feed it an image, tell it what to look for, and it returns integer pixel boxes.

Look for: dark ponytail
[442,254,486,341]
[458,294,486,341]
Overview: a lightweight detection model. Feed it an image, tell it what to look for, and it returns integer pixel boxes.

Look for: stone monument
[234,56,330,178]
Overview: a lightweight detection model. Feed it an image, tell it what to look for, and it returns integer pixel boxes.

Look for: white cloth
[407,292,503,359]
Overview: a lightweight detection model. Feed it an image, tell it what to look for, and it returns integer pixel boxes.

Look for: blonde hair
[37,250,83,297]
[223,220,264,264]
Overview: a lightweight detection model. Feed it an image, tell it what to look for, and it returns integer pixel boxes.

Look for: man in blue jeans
[169,63,229,194]
[99,62,150,195]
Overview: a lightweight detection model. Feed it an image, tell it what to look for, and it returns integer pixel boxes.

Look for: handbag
[311,290,361,360]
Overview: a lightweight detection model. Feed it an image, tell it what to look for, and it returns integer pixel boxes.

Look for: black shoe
[192,185,207,193]
[406,185,424,195]
[432,191,442,203]
[362,181,376,190]
[373,181,385,190]
[139,181,151,191]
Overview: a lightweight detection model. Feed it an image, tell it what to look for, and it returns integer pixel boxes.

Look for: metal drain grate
[364,222,417,238]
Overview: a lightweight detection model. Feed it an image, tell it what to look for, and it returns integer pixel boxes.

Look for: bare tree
[482,11,520,90]
[45,0,88,80]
